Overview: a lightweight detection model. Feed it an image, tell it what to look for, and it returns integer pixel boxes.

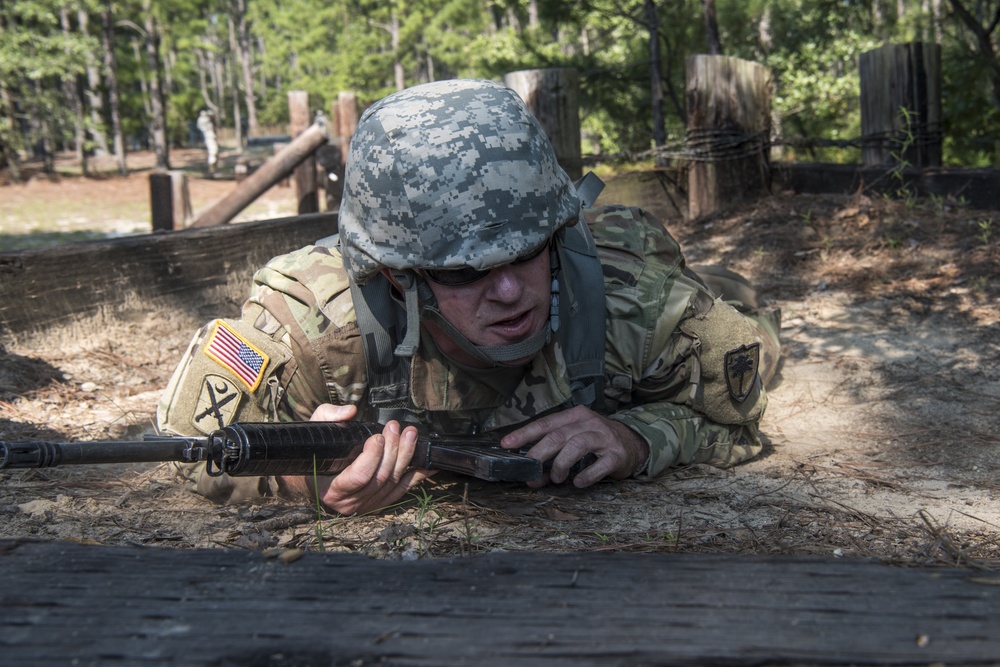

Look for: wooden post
[149,170,192,231]
[859,42,942,167]
[337,92,359,164]
[189,121,330,228]
[686,55,772,220]
[503,68,582,181]
[288,90,319,214]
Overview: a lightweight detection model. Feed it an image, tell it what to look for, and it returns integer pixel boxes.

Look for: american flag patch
[203,321,270,392]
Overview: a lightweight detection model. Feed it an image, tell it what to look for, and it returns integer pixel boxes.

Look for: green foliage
[0,0,997,167]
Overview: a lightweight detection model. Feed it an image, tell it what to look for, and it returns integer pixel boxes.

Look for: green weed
[411,487,444,558]
[977,219,992,245]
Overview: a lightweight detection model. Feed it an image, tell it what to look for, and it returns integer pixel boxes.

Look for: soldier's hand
[500,405,649,489]
[282,404,434,515]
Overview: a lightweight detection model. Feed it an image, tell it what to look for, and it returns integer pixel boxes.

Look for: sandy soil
[1,160,998,568]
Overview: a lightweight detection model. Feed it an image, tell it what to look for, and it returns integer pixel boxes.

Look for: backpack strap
[348,275,419,424]
[554,216,607,411]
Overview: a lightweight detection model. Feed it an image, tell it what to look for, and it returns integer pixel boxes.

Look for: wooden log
[337,91,359,164]
[686,55,772,220]
[149,170,192,231]
[0,213,337,346]
[289,90,319,215]
[772,162,1000,211]
[504,68,583,180]
[188,121,329,228]
[859,42,942,167]
[1,538,999,666]
[599,169,687,221]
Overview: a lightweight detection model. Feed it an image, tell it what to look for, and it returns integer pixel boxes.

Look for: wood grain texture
[859,43,942,167]
[0,213,336,342]
[686,55,772,220]
[1,538,998,666]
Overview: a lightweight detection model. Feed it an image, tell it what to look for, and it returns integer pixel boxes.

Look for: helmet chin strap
[391,264,558,367]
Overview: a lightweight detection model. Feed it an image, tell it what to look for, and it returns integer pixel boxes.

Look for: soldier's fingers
[392,425,420,481]
[309,403,358,422]
[372,421,403,485]
[501,405,597,450]
[367,468,437,510]
[324,434,386,502]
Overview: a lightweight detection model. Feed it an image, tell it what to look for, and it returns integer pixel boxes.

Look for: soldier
[196,110,219,174]
[158,79,780,516]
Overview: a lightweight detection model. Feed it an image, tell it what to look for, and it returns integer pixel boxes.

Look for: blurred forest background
[1,0,998,182]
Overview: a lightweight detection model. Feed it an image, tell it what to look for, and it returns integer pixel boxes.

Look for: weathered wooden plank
[686,55,772,220]
[772,162,1000,211]
[505,68,583,181]
[1,538,998,666]
[597,169,686,222]
[0,212,337,345]
[149,171,192,231]
[859,42,942,167]
[289,90,319,216]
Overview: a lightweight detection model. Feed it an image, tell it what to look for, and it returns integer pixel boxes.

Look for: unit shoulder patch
[724,342,761,403]
[191,374,243,434]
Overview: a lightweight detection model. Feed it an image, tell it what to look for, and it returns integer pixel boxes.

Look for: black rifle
[0,421,542,482]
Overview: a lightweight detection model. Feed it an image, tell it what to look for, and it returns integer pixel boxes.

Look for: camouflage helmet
[339,79,580,284]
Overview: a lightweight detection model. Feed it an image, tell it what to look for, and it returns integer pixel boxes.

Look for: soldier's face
[423,248,551,367]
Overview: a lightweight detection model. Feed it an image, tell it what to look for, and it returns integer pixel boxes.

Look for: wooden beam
[337,91,359,164]
[289,90,319,215]
[1,539,998,666]
[860,42,942,167]
[0,213,337,344]
[149,170,192,231]
[189,121,330,228]
[504,68,583,181]
[686,55,772,220]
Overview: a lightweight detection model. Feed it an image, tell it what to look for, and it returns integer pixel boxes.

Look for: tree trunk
[79,9,109,157]
[701,0,722,55]
[60,9,88,174]
[0,81,21,181]
[101,4,127,175]
[686,55,772,219]
[131,37,152,123]
[32,77,54,173]
[233,0,258,136]
[392,12,404,91]
[195,50,218,115]
[143,2,169,170]
[947,0,1000,113]
[228,15,244,150]
[644,0,667,164]
[503,68,582,180]
[859,42,942,167]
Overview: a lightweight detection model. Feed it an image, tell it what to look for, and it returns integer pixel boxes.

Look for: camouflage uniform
[156,79,780,503]
[157,205,780,500]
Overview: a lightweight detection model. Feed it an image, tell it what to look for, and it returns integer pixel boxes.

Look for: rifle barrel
[0,438,199,470]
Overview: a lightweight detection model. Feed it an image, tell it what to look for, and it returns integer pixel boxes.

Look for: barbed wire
[584,124,946,165]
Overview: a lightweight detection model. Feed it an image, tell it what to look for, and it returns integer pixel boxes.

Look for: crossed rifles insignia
[192,374,242,434]
[724,343,761,403]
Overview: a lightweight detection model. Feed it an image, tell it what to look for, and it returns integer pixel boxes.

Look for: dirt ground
[1,154,998,568]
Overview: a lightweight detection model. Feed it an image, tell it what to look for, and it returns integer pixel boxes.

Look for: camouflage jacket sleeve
[589,206,776,478]
[154,244,363,502]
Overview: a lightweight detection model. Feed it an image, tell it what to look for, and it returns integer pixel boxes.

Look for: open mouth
[489,310,535,340]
